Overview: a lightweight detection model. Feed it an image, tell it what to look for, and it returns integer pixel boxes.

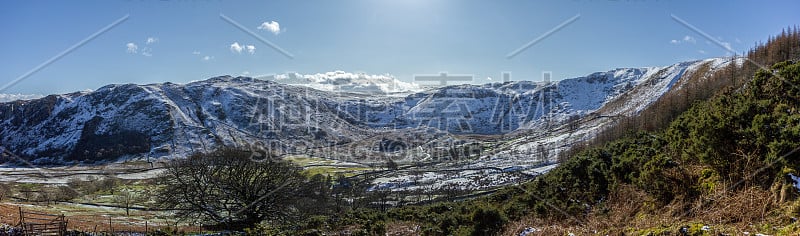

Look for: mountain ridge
[0,57,736,165]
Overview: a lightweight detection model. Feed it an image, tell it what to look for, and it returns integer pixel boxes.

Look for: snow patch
[789,173,800,192]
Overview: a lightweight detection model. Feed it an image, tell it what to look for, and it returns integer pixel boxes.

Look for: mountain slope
[0,58,736,164]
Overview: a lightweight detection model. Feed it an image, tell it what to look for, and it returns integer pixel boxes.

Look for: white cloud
[735,38,742,44]
[246,45,256,54]
[230,42,244,53]
[670,35,696,45]
[682,35,696,44]
[126,42,138,53]
[698,50,707,54]
[0,93,43,102]
[142,48,152,57]
[127,38,157,56]
[257,21,281,35]
[265,71,421,94]
[146,37,158,45]
[192,51,213,61]
[230,42,256,55]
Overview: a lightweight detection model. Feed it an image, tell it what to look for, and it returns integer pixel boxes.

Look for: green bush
[470,206,507,236]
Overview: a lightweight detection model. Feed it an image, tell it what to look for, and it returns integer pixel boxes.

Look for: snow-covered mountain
[0,58,737,164]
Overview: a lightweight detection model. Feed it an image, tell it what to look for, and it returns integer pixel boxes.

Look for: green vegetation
[103,26,800,235]
[284,155,337,166]
[2,26,798,236]
[301,27,800,235]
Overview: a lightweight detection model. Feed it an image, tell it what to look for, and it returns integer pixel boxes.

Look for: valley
[0,57,750,234]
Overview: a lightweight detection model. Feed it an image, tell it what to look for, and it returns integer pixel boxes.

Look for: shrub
[471,206,507,236]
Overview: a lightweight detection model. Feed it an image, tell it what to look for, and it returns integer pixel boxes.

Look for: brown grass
[0,202,201,233]
[501,184,799,235]
[385,221,421,236]
[690,186,775,226]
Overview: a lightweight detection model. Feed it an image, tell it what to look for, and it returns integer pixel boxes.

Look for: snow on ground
[790,174,800,192]
[114,168,166,180]
[366,58,735,192]
[0,59,739,192]
[0,165,163,184]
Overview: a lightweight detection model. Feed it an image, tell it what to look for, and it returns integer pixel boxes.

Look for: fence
[7,205,207,235]
[17,207,67,236]
[64,214,204,235]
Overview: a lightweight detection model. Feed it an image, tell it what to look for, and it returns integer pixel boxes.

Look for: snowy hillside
[365,57,742,191]
[0,58,738,165]
[492,57,740,170]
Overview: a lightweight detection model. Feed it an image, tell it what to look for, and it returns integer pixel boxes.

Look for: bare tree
[114,187,143,216]
[156,148,328,230]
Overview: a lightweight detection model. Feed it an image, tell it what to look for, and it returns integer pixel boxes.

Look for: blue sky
[1,0,798,95]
